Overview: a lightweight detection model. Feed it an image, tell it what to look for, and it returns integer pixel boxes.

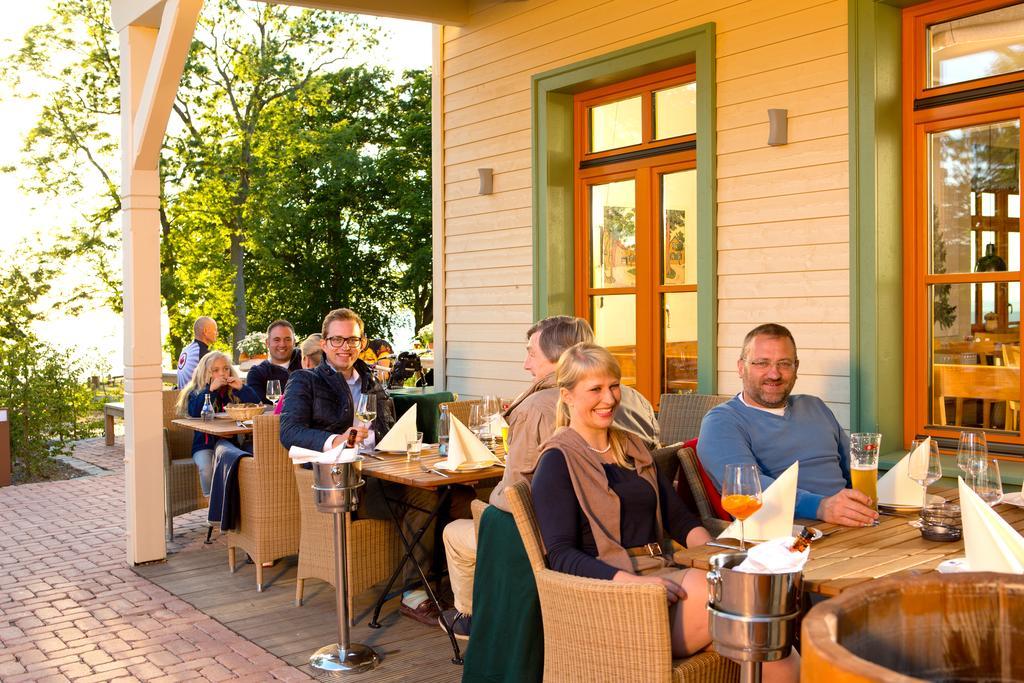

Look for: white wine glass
[355,394,377,429]
[907,438,942,507]
[720,463,763,550]
[957,431,987,486]
[266,379,282,406]
[974,458,1003,506]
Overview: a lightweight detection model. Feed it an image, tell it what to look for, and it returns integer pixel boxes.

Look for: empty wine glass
[974,458,1003,506]
[957,431,988,486]
[469,403,487,440]
[482,395,500,447]
[907,438,942,507]
[721,463,763,550]
[266,379,282,406]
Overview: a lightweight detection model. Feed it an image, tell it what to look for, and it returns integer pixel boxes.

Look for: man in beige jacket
[439,315,659,638]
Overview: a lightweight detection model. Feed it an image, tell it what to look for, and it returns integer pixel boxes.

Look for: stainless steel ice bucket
[312,457,365,513]
[706,551,803,663]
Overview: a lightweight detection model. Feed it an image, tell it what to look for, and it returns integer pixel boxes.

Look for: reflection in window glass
[589,180,636,288]
[1011,194,1021,219]
[928,3,1024,88]
[661,170,696,286]
[1011,233,1021,272]
[589,96,642,153]
[662,293,697,395]
[930,282,1020,433]
[653,82,696,140]
[929,120,1020,275]
[592,294,637,387]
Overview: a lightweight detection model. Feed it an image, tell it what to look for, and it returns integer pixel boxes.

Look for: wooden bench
[103,402,124,445]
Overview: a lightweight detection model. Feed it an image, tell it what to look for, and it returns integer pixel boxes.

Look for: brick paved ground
[0,437,310,682]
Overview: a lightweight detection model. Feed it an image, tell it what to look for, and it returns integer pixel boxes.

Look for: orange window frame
[573,67,697,405]
[902,0,1024,449]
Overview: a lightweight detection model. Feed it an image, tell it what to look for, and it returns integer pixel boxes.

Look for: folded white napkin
[447,415,498,470]
[958,477,1024,573]
[375,404,418,452]
[288,444,359,464]
[877,439,928,506]
[720,462,798,542]
[734,536,810,574]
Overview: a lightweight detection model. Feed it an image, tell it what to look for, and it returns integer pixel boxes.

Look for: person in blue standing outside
[176,316,218,390]
[245,319,302,404]
[697,323,878,527]
[176,350,260,496]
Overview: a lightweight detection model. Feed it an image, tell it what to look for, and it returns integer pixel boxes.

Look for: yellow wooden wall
[437,0,851,426]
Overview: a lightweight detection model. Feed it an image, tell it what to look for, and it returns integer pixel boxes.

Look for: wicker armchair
[292,466,401,622]
[657,394,730,446]
[505,481,737,683]
[439,400,481,428]
[225,414,301,591]
[162,390,206,539]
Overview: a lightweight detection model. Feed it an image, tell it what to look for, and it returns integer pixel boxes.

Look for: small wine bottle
[345,428,358,449]
[789,527,815,553]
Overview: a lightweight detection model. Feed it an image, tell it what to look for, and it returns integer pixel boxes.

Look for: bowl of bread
[224,403,264,421]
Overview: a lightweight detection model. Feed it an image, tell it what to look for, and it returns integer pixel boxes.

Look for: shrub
[0,335,93,479]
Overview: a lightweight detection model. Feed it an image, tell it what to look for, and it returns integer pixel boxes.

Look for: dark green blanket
[462,506,543,682]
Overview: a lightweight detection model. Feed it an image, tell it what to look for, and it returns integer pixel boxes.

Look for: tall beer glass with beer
[850,432,881,524]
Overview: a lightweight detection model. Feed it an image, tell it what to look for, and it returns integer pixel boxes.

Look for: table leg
[104,413,114,446]
[368,486,464,664]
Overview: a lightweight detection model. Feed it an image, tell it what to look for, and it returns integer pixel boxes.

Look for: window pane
[662,292,697,395]
[928,3,1024,88]
[589,96,642,153]
[929,120,1020,275]
[931,282,1019,433]
[661,169,696,286]
[592,294,637,387]
[590,180,636,288]
[653,82,696,140]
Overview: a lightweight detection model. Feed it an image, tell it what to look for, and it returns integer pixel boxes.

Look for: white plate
[878,493,944,512]
[434,459,499,472]
[721,524,822,543]
[1001,492,1024,508]
[937,557,971,574]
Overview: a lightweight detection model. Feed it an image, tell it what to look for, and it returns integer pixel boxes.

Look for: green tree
[5,0,433,360]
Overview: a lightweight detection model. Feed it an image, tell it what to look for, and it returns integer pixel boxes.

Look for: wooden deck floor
[134,547,465,681]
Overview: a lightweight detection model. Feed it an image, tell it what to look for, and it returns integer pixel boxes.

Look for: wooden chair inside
[933,364,1020,431]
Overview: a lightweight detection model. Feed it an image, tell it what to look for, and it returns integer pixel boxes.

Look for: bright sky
[0,2,431,373]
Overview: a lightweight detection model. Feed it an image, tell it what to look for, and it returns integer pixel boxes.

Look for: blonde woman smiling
[530,343,797,679]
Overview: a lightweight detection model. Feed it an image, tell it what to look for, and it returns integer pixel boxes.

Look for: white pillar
[119,23,166,565]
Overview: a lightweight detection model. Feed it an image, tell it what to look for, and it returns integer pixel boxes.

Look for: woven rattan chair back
[657,393,729,445]
[505,481,547,574]
[162,389,194,458]
[439,400,482,428]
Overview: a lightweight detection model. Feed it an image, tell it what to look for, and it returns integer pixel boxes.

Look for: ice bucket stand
[706,551,802,683]
[308,458,381,678]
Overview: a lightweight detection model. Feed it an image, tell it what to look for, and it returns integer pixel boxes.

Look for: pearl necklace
[587,442,613,454]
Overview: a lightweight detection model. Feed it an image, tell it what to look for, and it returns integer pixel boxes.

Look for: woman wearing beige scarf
[531,343,798,680]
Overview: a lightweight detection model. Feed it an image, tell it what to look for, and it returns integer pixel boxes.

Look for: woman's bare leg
[670,568,711,657]
[763,651,800,682]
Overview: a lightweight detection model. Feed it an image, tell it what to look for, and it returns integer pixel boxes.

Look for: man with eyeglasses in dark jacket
[280,307,443,626]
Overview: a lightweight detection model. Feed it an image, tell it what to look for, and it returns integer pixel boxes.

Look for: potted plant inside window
[236,331,268,361]
[984,311,999,333]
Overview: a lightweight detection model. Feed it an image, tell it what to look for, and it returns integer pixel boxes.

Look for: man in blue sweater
[698,323,878,527]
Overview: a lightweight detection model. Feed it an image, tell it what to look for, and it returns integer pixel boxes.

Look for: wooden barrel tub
[802,573,1024,682]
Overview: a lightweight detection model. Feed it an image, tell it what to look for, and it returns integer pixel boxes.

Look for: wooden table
[673,484,1024,597]
[361,444,505,664]
[171,416,255,437]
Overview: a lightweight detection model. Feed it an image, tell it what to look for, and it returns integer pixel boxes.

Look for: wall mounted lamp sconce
[478,168,494,195]
[767,108,788,146]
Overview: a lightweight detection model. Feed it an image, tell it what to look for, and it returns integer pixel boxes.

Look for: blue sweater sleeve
[532,449,619,581]
[235,384,260,405]
[698,405,825,521]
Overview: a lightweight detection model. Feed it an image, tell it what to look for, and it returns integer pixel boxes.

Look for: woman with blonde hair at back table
[176,351,260,496]
[529,343,799,679]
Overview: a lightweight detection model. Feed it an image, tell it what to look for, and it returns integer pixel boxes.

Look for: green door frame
[530,23,717,392]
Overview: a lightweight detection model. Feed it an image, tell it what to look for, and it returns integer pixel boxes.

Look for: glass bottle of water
[201,394,214,422]
[438,404,450,457]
